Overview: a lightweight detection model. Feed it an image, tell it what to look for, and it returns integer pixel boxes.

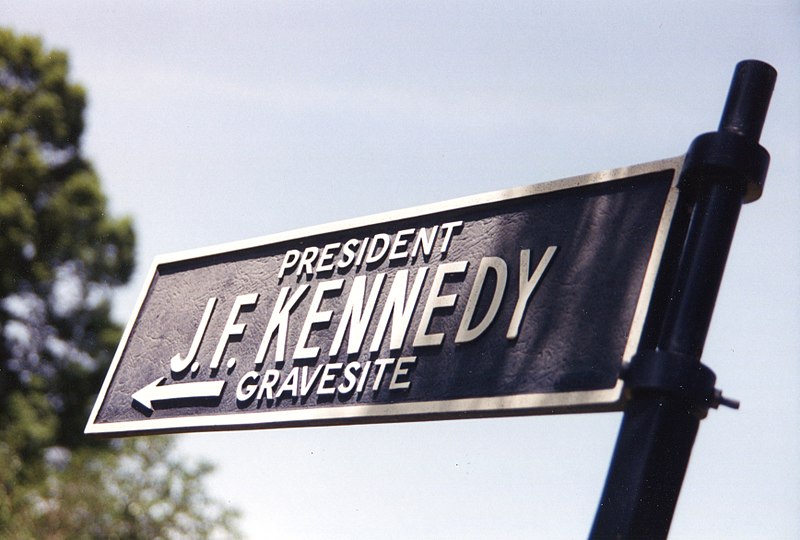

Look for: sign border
[85,156,684,436]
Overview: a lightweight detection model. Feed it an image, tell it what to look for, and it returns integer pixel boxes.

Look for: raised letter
[365,233,391,265]
[439,221,463,255]
[354,237,369,268]
[372,357,395,391]
[294,279,344,360]
[338,238,360,270]
[414,261,468,347]
[455,257,508,343]
[507,246,558,339]
[316,242,341,273]
[210,293,259,370]
[317,362,343,395]
[357,360,372,393]
[254,285,309,367]
[389,228,415,261]
[278,250,301,279]
[256,370,281,401]
[277,367,300,398]
[329,274,386,357]
[300,365,324,397]
[337,361,362,394]
[236,371,260,402]
[170,297,217,374]
[389,356,417,390]
[411,226,438,260]
[370,268,429,353]
[296,246,320,278]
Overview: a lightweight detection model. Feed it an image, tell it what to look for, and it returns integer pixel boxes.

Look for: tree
[0,28,239,538]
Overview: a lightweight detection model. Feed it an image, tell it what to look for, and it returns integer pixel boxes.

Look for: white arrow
[132,377,226,413]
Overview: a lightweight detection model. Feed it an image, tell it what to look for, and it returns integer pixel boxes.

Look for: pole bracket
[679,60,776,203]
[621,350,737,419]
[680,131,770,203]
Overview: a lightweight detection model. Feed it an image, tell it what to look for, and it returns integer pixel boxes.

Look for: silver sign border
[86,156,684,436]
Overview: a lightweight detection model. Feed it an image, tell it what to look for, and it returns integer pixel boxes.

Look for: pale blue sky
[4,2,799,538]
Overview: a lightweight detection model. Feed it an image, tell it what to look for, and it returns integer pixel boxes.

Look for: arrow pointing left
[132,377,226,414]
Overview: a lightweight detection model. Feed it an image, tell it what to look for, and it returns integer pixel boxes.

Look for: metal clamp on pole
[681,59,774,204]
[590,60,776,540]
[621,351,738,420]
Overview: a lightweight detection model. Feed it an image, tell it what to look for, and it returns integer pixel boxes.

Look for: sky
[3,1,799,538]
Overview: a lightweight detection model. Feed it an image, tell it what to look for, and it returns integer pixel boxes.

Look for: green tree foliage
[0,28,239,538]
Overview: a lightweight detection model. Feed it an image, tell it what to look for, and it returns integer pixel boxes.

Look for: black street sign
[86,157,683,436]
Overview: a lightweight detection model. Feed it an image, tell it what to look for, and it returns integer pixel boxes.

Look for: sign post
[85,58,776,540]
[590,60,776,539]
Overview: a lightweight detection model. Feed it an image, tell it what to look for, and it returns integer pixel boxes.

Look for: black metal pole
[589,60,776,539]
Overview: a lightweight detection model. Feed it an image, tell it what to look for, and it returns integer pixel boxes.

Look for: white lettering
[338,238,360,270]
[300,365,324,397]
[357,360,371,393]
[256,370,281,400]
[317,362,343,395]
[414,261,468,347]
[439,221,464,255]
[294,279,344,360]
[277,367,300,398]
[370,268,429,353]
[210,293,259,370]
[316,242,341,273]
[354,237,369,268]
[278,249,301,279]
[337,361,361,394]
[170,296,217,374]
[296,246,320,277]
[372,357,395,391]
[389,228,415,261]
[329,274,386,357]
[365,233,391,265]
[236,371,260,402]
[254,285,309,367]
[389,356,416,390]
[507,246,558,339]
[455,257,508,343]
[411,225,438,260]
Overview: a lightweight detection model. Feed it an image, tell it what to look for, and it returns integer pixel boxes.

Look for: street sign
[86,157,683,436]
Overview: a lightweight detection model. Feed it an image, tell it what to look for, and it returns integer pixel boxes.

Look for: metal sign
[85,157,682,436]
